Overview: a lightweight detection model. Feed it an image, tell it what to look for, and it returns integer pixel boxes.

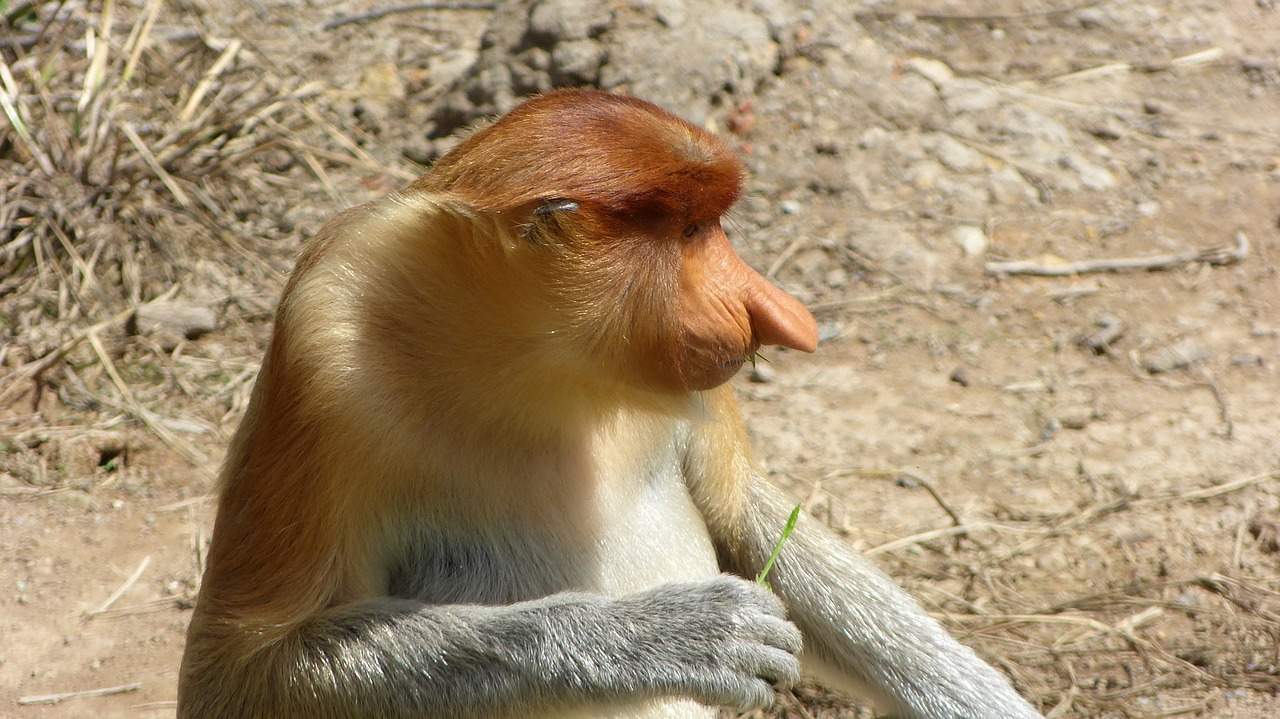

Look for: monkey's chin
[680,355,748,392]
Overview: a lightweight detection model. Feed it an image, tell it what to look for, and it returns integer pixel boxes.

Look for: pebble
[817,321,842,343]
[749,363,776,383]
[905,57,954,87]
[132,301,218,351]
[1142,338,1210,373]
[1076,7,1107,29]
[952,225,988,257]
[940,78,1001,114]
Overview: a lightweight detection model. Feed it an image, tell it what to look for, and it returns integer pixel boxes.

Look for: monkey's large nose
[744,279,819,353]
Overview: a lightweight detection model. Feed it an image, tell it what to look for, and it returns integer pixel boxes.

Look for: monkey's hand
[578,574,803,711]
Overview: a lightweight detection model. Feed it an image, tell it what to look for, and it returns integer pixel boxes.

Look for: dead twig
[1136,471,1278,508]
[866,522,1000,557]
[19,683,141,705]
[1048,47,1226,85]
[87,555,152,616]
[856,0,1103,23]
[986,232,1248,276]
[322,2,496,31]
[1198,367,1234,439]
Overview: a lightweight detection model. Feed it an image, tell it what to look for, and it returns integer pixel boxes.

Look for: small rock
[528,0,613,41]
[817,321,842,343]
[1057,406,1096,430]
[949,365,971,387]
[1078,314,1125,355]
[940,78,1000,114]
[749,363,775,383]
[550,39,605,83]
[1143,338,1211,373]
[1034,551,1069,572]
[1062,155,1116,190]
[927,134,983,172]
[952,225,988,257]
[1136,200,1161,217]
[1076,7,1107,29]
[1038,418,1060,443]
[779,199,803,215]
[132,301,217,350]
[905,57,954,87]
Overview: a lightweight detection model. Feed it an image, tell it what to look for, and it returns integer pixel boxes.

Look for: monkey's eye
[682,222,700,239]
[535,199,579,217]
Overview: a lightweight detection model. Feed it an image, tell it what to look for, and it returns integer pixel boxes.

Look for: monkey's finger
[734,609,803,655]
[729,678,780,714]
[696,673,778,714]
[758,615,803,655]
[741,644,802,688]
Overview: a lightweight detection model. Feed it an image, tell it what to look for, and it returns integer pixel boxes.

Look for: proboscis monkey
[178,89,1046,719]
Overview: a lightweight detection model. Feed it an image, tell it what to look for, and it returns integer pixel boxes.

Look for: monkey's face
[545,208,817,395]
[418,89,818,396]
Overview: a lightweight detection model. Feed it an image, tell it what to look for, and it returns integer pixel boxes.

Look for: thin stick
[1198,368,1234,439]
[88,555,152,615]
[765,235,807,278]
[898,471,963,527]
[1048,47,1226,85]
[0,59,55,174]
[1136,470,1277,507]
[856,0,1103,23]
[19,682,141,705]
[323,2,497,31]
[120,0,161,83]
[77,0,115,115]
[866,522,999,556]
[121,122,193,209]
[986,232,1248,276]
[179,38,242,123]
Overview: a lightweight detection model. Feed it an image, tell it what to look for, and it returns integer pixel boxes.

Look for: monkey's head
[418,89,819,394]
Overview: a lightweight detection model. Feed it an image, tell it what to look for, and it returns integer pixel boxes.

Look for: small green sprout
[755,504,801,590]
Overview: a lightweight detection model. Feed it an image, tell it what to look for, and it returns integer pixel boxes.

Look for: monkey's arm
[685,387,1045,719]
[181,576,800,719]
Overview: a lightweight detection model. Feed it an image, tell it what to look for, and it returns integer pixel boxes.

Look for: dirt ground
[2,1,1278,717]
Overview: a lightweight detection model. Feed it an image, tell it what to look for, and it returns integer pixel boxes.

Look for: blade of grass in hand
[756,504,801,589]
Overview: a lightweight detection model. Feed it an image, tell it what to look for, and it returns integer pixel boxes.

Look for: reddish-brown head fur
[420,89,818,393]
[418,89,743,227]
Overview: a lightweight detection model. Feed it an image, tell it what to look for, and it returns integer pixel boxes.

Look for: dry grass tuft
[0,0,357,473]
